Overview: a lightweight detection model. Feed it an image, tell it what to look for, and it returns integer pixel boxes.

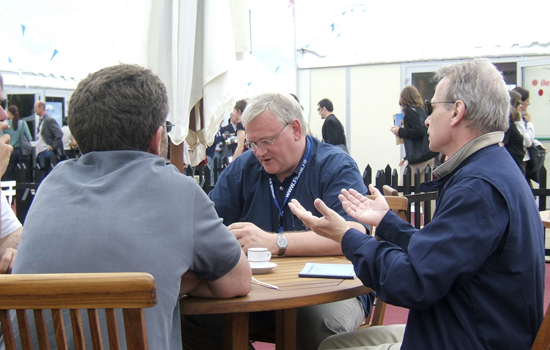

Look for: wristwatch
[276,233,288,256]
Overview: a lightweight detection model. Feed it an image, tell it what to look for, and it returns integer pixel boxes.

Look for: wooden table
[180,256,371,350]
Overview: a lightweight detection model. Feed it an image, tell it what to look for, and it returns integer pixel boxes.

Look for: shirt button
[279,186,284,191]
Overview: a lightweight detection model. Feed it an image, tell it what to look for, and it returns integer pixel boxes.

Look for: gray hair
[69,64,168,154]
[436,59,509,134]
[242,92,306,132]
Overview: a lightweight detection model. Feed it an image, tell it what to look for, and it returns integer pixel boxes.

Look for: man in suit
[317,98,348,153]
[34,101,63,180]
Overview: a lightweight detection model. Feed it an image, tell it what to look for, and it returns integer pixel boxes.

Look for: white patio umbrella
[148,0,249,168]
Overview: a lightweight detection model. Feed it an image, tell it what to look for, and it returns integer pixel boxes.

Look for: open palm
[339,185,389,227]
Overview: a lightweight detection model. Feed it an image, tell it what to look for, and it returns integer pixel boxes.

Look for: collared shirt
[35,116,49,154]
[209,135,367,232]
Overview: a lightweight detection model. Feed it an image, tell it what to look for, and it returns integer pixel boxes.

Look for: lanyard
[269,138,311,233]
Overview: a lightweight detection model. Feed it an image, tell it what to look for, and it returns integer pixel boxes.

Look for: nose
[254,145,268,157]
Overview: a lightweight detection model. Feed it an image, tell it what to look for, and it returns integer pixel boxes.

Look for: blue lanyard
[269,138,311,233]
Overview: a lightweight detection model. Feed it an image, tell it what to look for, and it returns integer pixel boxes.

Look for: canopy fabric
[148,0,249,166]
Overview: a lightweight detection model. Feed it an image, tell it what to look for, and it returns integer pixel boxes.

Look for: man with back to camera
[182,92,375,350]
[0,73,22,274]
[318,98,348,153]
[34,100,63,179]
[290,59,545,350]
[9,64,251,350]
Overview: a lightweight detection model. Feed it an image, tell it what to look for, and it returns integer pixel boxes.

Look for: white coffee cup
[248,247,272,268]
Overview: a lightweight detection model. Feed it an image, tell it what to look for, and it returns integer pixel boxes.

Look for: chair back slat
[365,187,408,327]
[87,309,105,350]
[0,309,17,350]
[532,303,550,350]
[123,309,149,350]
[51,309,68,350]
[0,273,156,350]
[34,309,51,350]
[15,309,33,350]
[106,308,122,350]
[70,309,86,350]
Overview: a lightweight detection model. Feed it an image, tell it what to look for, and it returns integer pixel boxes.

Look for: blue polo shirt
[209,135,374,314]
[209,135,368,231]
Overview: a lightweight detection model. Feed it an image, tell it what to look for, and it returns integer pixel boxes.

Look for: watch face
[277,234,288,247]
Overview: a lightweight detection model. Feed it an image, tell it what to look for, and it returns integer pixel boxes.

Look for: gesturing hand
[339,185,389,227]
[288,198,349,243]
[228,222,276,254]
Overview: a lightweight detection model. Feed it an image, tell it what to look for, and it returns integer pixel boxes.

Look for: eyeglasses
[424,100,455,116]
[0,99,8,110]
[245,123,289,152]
[317,107,321,112]
[163,121,175,133]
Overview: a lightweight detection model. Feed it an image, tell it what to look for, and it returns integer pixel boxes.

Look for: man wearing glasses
[182,92,373,350]
[0,73,22,274]
[290,59,544,350]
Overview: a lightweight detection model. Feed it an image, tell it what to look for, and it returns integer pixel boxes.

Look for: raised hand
[288,198,349,243]
[339,185,389,227]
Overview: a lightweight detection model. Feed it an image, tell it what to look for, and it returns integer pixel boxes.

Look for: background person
[502,90,525,173]
[0,73,22,274]
[1,105,32,181]
[61,116,78,159]
[182,92,374,350]
[9,64,251,350]
[318,98,348,153]
[34,100,63,180]
[513,86,547,183]
[290,59,545,350]
[390,86,437,178]
[222,99,247,162]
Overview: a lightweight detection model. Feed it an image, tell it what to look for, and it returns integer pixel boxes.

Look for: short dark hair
[234,99,247,113]
[512,86,530,102]
[317,98,333,112]
[69,64,168,154]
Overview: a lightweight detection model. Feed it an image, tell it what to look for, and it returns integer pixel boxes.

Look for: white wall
[304,63,402,178]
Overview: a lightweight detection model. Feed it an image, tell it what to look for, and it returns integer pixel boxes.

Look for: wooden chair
[532,303,550,350]
[363,185,408,327]
[0,272,157,350]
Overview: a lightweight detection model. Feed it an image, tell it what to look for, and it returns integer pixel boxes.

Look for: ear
[290,119,303,141]
[450,100,467,127]
[148,126,163,155]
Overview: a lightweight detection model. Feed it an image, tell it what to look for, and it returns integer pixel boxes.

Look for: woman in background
[1,105,32,181]
[513,86,547,182]
[502,90,525,173]
[390,86,437,179]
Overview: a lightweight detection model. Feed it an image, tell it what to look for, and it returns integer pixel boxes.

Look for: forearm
[284,221,366,256]
[0,227,22,252]
[184,250,251,298]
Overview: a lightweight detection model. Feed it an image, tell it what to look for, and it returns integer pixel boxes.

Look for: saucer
[251,262,277,274]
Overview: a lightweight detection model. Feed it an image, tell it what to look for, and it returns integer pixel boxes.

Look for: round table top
[180,256,371,315]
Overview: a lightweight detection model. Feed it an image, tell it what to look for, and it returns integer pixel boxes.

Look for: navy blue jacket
[342,142,544,349]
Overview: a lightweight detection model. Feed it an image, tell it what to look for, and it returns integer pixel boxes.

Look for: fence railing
[362,164,550,228]
[12,157,549,228]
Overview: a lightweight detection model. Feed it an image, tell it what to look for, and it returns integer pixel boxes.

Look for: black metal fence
[11,157,549,229]
[362,164,550,228]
